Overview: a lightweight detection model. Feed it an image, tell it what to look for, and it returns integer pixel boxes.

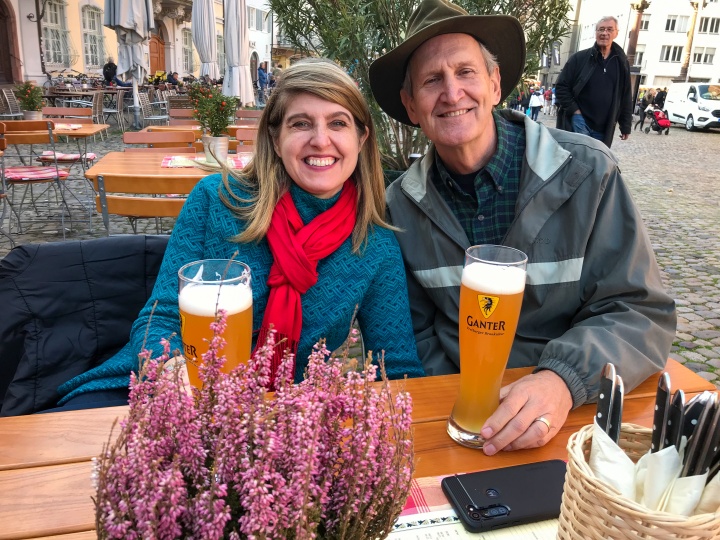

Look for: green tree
[268,0,571,169]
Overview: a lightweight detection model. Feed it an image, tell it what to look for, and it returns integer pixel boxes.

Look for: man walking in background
[555,16,632,148]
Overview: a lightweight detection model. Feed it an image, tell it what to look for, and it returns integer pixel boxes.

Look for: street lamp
[678,0,708,82]
[628,1,651,105]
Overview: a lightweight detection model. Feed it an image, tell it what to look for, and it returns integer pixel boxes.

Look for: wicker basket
[557,423,720,540]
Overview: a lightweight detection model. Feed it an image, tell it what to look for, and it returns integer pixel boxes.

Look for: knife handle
[651,372,671,453]
[596,364,616,433]
[608,376,624,443]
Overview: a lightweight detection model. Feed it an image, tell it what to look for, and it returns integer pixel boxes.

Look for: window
[634,44,645,67]
[217,35,225,76]
[639,75,647,85]
[660,45,683,62]
[42,0,71,67]
[640,14,651,30]
[248,7,263,31]
[698,17,720,34]
[552,42,561,65]
[676,16,689,33]
[264,11,272,33]
[81,6,104,69]
[665,15,677,32]
[693,47,716,64]
[182,29,195,74]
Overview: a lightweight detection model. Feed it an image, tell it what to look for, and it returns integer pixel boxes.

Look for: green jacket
[386,110,676,408]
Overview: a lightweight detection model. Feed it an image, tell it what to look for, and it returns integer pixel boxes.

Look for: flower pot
[22,111,42,120]
[202,135,229,165]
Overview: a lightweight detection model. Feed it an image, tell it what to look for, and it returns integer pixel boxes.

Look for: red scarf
[253,180,358,386]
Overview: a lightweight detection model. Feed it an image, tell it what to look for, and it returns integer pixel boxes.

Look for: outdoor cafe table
[0,359,712,539]
[84,151,220,183]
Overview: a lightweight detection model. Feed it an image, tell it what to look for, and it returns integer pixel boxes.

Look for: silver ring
[534,416,551,431]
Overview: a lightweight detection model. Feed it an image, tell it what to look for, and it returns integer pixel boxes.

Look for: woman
[634,89,655,131]
[57,61,424,408]
[528,88,543,121]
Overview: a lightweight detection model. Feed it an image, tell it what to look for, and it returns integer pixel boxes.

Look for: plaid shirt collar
[434,111,516,193]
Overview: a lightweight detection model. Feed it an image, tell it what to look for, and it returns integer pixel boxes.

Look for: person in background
[528,87,543,121]
[102,57,117,85]
[258,62,268,106]
[543,86,552,114]
[653,87,667,110]
[369,0,675,455]
[56,60,425,411]
[634,88,655,131]
[555,15,632,148]
[166,71,180,86]
[102,57,133,88]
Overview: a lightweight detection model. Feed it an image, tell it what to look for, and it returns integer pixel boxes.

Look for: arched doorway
[250,52,259,85]
[0,0,21,84]
[149,31,165,75]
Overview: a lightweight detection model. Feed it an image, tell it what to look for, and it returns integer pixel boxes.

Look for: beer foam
[179,283,252,317]
[461,262,526,295]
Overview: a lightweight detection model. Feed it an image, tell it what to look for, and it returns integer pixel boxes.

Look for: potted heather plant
[187,83,239,165]
[93,319,414,539]
[15,81,44,120]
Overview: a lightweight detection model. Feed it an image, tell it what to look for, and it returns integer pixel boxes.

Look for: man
[166,71,180,86]
[653,87,667,110]
[102,57,117,85]
[543,86,553,113]
[555,16,632,148]
[369,0,675,455]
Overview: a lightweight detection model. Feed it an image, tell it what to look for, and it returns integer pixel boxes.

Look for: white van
[664,83,720,131]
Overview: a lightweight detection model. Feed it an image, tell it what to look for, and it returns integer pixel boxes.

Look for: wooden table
[84,151,212,182]
[0,360,712,539]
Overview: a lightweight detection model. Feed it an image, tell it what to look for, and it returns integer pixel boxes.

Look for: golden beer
[447,246,527,448]
[178,260,253,388]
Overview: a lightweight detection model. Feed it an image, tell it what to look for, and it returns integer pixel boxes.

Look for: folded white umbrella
[192,0,220,81]
[104,0,154,128]
[222,0,255,105]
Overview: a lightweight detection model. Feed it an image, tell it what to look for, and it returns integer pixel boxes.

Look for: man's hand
[620,133,630,140]
[480,370,573,456]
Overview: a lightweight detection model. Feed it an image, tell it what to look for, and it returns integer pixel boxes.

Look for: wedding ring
[534,416,551,432]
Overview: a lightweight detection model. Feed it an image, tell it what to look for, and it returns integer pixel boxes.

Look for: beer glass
[447,245,527,448]
[178,259,253,387]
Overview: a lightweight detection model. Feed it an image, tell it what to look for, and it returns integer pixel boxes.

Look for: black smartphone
[440,460,566,533]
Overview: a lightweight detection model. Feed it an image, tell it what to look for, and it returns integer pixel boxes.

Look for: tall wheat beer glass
[447,245,527,448]
[178,259,253,387]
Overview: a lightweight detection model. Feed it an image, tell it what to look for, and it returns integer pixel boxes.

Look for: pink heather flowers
[94,316,414,539]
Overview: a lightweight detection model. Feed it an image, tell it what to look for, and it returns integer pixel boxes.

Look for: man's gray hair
[596,16,619,29]
[401,37,499,97]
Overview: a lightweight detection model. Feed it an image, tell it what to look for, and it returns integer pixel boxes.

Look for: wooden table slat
[0,462,95,540]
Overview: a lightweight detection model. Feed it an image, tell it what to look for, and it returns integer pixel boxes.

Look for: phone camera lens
[470,511,481,520]
[486,488,500,498]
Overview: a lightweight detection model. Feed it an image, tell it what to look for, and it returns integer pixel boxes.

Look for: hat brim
[370,15,526,126]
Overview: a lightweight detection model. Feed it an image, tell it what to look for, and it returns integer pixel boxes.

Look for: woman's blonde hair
[220,59,391,252]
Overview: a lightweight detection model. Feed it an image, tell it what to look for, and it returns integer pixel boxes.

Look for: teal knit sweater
[58,174,424,402]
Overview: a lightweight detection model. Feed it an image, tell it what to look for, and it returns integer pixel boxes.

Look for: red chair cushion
[4,166,70,181]
[37,151,97,162]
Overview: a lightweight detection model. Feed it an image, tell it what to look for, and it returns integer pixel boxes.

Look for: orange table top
[0,360,712,539]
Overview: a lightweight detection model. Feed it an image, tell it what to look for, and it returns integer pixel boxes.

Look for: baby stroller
[644,106,671,135]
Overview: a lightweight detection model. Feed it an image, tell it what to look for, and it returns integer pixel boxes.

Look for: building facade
[0,0,275,86]
[559,0,720,89]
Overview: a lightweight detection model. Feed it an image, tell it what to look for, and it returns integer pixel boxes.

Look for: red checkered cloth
[38,151,97,162]
[161,155,251,169]
[401,476,452,516]
[4,166,70,181]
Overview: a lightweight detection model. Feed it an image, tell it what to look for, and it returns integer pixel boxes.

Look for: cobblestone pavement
[2,116,719,386]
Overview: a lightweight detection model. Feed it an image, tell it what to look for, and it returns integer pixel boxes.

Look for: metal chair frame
[0,120,87,238]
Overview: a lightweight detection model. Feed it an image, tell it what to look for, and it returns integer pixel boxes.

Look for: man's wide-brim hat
[370,0,526,126]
